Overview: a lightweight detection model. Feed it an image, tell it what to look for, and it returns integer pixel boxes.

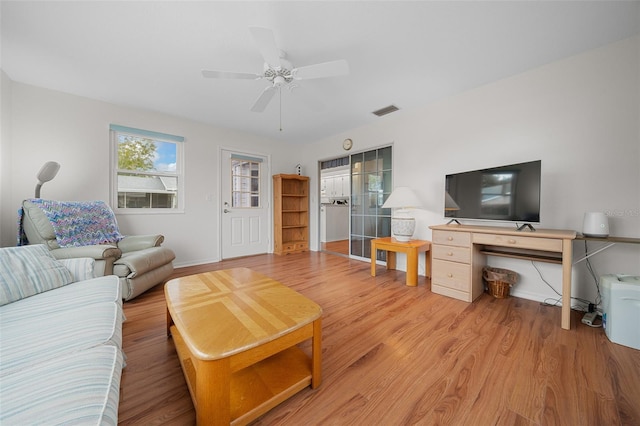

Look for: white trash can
[600,274,640,350]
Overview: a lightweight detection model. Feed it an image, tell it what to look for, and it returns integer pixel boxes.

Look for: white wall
[0,71,13,248]
[2,36,638,308]
[1,83,294,266]
[301,36,640,308]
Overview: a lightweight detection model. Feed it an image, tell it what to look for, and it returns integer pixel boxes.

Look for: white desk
[430,224,577,330]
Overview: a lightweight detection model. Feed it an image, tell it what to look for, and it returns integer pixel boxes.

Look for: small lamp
[382,186,421,242]
[35,161,60,198]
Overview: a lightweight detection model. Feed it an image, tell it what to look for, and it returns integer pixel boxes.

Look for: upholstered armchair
[20,199,175,301]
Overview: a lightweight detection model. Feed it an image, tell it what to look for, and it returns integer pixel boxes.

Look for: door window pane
[231,159,261,208]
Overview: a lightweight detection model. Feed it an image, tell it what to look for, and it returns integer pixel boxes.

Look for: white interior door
[220,149,269,259]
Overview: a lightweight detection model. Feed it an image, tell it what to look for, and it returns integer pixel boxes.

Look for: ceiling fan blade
[201,70,261,80]
[293,59,349,80]
[251,86,277,112]
[249,26,282,69]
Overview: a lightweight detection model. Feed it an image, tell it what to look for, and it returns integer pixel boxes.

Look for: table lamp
[382,186,421,241]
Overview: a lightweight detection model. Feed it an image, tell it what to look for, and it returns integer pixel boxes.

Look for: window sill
[114,209,185,215]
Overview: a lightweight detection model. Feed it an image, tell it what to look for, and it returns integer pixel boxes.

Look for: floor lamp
[35,161,60,198]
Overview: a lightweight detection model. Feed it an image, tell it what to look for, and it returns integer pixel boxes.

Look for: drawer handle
[508,239,517,244]
[447,273,453,278]
[447,236,453,241]
[447,252,453,256]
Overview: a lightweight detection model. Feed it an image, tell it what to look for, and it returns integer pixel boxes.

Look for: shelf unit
[273,174,309,255]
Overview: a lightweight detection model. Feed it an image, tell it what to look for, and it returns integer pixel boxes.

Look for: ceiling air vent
[372,105,399,117]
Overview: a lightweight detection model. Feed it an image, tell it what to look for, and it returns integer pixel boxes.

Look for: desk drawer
[432,230,471,248]
[472,233,562,252]
[432,245,470,263]
[432,259,470,292]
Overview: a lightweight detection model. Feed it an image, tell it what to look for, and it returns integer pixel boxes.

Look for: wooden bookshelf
[273,174,309,255]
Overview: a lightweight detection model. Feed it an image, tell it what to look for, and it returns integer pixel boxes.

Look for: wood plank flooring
[321,239,349,256]
[118,252,640,425]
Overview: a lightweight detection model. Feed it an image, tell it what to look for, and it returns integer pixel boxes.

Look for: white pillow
[0,245,74,305]
[58,258,96,282]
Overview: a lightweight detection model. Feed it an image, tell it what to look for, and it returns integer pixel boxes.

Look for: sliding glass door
[350,146,392,260]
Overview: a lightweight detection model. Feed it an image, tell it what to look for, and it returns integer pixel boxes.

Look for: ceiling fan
[202,27,349,113]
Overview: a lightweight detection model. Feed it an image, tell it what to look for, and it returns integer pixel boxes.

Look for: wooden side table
[371,237,431,286]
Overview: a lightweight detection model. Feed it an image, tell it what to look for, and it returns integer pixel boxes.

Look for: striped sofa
[0,245,124,425]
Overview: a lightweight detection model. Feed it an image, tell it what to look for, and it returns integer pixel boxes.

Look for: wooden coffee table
[165,268,322,425]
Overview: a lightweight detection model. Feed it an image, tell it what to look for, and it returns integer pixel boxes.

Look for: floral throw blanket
[19,199,123,248]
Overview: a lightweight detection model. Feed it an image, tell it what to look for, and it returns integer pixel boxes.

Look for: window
[230,156,262,208]
[110,125,184,212]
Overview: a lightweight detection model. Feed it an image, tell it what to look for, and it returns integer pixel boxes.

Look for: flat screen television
[445,160,541,225]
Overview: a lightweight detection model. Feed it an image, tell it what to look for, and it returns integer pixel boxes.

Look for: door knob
[224,209,230,213]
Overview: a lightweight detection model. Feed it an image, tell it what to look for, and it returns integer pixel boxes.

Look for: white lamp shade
[382,187,421,209]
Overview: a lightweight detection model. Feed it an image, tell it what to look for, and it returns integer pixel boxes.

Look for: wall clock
[342,138,353,151]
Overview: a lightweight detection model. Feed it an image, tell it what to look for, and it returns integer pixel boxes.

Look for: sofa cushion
[0,345,123,425]
[0,301,122,377]
[0,245,73,306]
[0,276,121,323]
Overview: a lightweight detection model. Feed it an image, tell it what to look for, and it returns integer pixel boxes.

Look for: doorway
[220,149,270,259]
[319,146,393,259]
[319,157,350,256]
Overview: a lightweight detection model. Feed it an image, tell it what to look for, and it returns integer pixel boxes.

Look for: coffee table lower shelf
[170,325,313,425]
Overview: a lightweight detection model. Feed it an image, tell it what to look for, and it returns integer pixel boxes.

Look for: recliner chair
[20,199,175,301]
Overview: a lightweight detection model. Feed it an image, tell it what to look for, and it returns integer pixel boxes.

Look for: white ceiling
[2,1,639,144]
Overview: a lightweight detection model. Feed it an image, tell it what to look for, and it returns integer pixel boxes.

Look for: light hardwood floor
[118,252,640,425]
[321,239,349,256]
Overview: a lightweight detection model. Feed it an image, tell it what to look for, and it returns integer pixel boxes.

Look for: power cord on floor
[584,319,603,328]
[531,261,592,312]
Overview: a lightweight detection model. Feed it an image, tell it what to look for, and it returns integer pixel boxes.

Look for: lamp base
[391,217,415,242]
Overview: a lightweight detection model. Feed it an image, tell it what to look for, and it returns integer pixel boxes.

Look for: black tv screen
[445,160,541,223]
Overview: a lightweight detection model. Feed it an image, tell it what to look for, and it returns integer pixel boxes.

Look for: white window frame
[230,155,263,209]
[110,125,185,214]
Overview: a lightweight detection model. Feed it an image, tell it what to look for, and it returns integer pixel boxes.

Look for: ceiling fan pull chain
[279,86,283,132]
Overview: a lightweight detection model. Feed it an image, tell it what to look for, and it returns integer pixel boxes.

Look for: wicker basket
[483,267,518,299]
[488,280,511,298]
